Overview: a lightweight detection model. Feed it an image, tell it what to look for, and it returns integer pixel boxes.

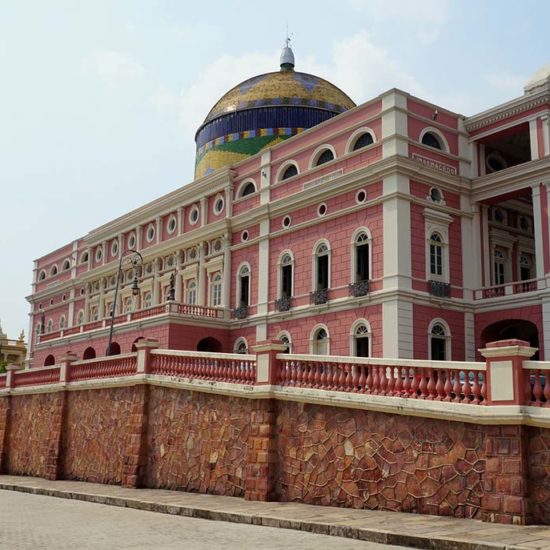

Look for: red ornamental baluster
[352,365,360,392]
[418,368,428,399]
[461,371,472,403]
[377,365,386,396]
[443,370,452,401]
[289,361,297,386]
[402,367,411,396]
[435,369,445,401]
[426,369,436,400]
[314,362,321,388]
[337,365,345,391]
[387,366,395,396]
[358,365,367,393]
[296,361,305,387]
[345,365,353,392]
[452,370,462,403]
[543,370,550,406]
[308,362,315,387]
[320,363,328,388]
[410,368,419,398]
[393,367,403,396]
[280,360,287,385]
[365,365,373,394]
[533,371,543,406]
[371,364,380,394]
[471,371,481,405]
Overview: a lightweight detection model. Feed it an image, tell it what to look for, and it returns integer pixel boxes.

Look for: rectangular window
[430,245,442,276]
[356,244,369,282]
[494,262,505,285]
[240,275,249,306]
[281,265,292,298]
[317,255,328,290]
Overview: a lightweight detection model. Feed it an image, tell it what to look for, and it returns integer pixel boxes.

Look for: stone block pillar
[252,341,286,385]
[245,399,277,501]
[479,339,537,524]
[135,338,160,374]
[121,384,149,488]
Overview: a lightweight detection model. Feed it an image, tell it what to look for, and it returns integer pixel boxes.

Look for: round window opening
[167,216,177,234]
[111,240,119,256]
[190,207,199,225]
[128,234,136,249]
[241,230,249,242]
[95,248,102,262]
[282,216,291,228]
[146,225,155,242]
[214,197,224,215]
[356,190,367,204]
[318,203,327,217]
[430,187,443,203]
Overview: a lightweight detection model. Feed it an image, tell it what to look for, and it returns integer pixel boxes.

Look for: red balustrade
[277,356,486,404]
[63,326,81,336]
[150,351,256,384]
[14,367,61,387]
[70,355,137,382]
[130,305,166,321]
[527,368,550,406]
[40,331,62,342]
[83,320,104,331]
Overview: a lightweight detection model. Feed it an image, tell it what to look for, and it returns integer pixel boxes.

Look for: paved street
[0,490,409,550]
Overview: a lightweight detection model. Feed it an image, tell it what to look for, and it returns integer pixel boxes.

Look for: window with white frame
[493,247,506,286]
[278,332,292,353]
[186,280,196,305]
[429,321,451,360]
[314,242,330,291]
[211,273,222,306]
[353,232,370,282]
[520,253,533,281]
[429,232,444,277]
[280,253,293,298]
[234,338,248,354]
[238,265,250,307]
[90,305,98,321]
[142,291,152,309]
[352,321,371,357]
[312,326,329,355]
[59,316,66,330]
[77,310,84,325]
[124,296,133,313]
[47,319,53,333]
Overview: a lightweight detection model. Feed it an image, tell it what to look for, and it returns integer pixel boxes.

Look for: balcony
[348,280,369,297]
[233,305,249,319]
[310,288,329,305]
[275,296,293,312]
[428,280,451,298]
[475,278,543,300]
[38,302,225,344]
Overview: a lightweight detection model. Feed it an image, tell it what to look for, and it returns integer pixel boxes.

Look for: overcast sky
[1,0,549,338]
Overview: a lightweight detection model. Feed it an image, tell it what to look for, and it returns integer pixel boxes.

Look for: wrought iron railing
[275,296,293,312]
[348,280,369,297]
[310,288,329,305]
[428,280,451,298]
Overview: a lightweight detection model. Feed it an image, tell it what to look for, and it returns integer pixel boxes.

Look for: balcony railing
[428,280,451,298]
[475,277,544,300]
[310,288,329,305]
[275,296,293,312]
[38,302,225,343]
[233,305,249,319]
[348,280,369,297]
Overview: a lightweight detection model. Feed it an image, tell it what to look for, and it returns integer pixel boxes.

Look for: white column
[224,185,233,218]
[68,288,75,327]
[462,198,480,299]
[464,311,475,361]
[542,115,550,157]
[156,216,161,245]
[382,299,413,358]
[198,243,206,306]
[542,297,550,360]
[481,205,490,286]
[260,151,271,205]
[136,225,142,250]
[532,183,546,285]
[98,279,106,318]
[381,91,408,158]
[200,197,207,227]
[256,218,270,342]
[530,118,540,160]
[222,234,231,310]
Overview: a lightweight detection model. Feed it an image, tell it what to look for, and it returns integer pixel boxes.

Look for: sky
[1,0,549,338]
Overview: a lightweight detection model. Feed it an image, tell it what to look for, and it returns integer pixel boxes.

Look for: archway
[83,347,96,360]
[44,354,55,366]
[107,342,121,356]
[197,337,222,353]
[481,319,539,359]
[131,337,144,352]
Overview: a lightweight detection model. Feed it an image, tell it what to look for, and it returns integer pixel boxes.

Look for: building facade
[27,50,550,368]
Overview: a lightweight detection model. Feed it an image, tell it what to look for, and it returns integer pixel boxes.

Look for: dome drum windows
[237,180,257,199]
[278,162,299,182]
[312,147,335,168]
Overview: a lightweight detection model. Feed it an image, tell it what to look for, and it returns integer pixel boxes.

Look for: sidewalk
[1,476,549,550]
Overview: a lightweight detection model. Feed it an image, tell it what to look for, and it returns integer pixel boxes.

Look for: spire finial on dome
[280,31,295,71]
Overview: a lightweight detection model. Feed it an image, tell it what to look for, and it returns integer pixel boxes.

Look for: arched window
[211,273,222,307]
[59,316,66,330]
[280,253,293,299]
[238,265,250,307]
[311,326,329,355]
[47,319,53,333]
[314,242,330,291]
[77,310,85,325]
[278,331,292,353]
[83,347,96,360]
[124,296,133,313]
[50,265,58,277]
[62,259,71,271]
[429,232,443,277]
[186,281,196,305]
[494,248,506,286]
[352,321,371,357]
[352,132,374,151]
[80,251,89,264]
[420,128,448,152]
[108,342,121,356]
[315,149,334,166]
[429,321,450,360]
[239,180,256,198]
[234,338,248,354]
[90,305,98,322]
[38,270,46,281]
[143,291,152,309]
[44,354,55,366]
[354,231,370,283]
[280,163,298,181]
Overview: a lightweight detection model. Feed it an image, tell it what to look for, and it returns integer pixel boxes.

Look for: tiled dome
[194,45,355,178]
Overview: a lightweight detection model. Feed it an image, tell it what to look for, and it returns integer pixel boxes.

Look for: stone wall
[0,383,549,525]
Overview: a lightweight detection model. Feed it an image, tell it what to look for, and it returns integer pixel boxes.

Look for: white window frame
[419,127,449,153]
[309,144,336,169]
[277,331,292,353]
[236,263,251,307]
[312,239,331,291]
[428,318,452,360]
[278,250,295,299]
[233,337,249,354]
[424,208,452,283]
[349,319,372,357]
[186,280,197,305]
[350,227,372,284]
[211,273,222,307]
[345,127,377,153]
[310,324,330,355]
[236,178,257,199]
[275,160,300,182]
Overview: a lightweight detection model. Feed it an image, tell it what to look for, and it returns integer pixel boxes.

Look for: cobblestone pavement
[0,490,409,550]
[2,476,550,549]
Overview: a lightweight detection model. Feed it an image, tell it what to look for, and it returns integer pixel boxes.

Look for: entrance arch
[481,319,539,358]
[197,337,222,353]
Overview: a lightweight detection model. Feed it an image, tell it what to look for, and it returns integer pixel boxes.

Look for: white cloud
[82,50,146,82]
[485,72,527,95]
[155,31,423,141]
[351,0,450,43]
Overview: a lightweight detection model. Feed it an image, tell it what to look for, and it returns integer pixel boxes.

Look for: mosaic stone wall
[274,401,485,519]
[529,427,550,524]
[144,386,251,496]
[62,388,135,484]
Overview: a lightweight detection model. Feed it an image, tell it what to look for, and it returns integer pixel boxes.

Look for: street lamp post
[106,249,144,356]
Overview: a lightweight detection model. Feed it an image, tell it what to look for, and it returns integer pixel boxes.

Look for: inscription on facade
[411,153,457,175]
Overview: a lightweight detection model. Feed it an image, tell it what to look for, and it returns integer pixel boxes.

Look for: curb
[0,482,520,550]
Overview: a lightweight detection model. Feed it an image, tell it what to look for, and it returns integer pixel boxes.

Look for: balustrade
[70,354,137,382]
[524,362,550,407]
